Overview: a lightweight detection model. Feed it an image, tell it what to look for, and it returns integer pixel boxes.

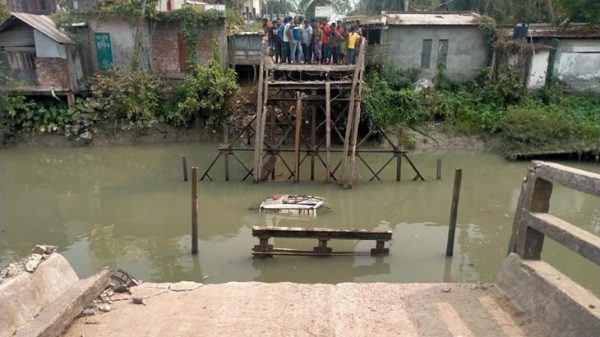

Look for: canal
[0,143,598,295]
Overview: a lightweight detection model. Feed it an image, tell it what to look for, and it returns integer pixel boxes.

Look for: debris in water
[259,195,325,217]
[32,245,57,255]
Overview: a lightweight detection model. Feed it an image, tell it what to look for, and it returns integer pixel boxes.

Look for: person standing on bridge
[302,18,314,64]
[282,17,292,63]
[313,22,323,64]
[292,16,303,64]
[347,27,359,64]
[320,18,331,64]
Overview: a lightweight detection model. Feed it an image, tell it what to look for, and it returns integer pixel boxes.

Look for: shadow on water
[0,144,598,295]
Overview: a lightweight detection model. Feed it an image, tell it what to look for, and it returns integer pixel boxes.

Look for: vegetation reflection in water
[0,143,598,295]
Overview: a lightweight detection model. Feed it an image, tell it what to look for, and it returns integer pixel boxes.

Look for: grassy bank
[364,65,600,158]
[0,60,238,145]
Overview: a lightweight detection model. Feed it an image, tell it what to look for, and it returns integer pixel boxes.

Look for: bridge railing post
[511,170,553,260]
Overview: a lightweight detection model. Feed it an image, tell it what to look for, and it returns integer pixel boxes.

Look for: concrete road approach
[63,282,549,337]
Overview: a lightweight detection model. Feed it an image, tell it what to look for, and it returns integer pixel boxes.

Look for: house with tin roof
[0,13,85,106]
[350,12,489,81]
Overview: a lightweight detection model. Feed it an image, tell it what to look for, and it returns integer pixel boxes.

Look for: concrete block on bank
[14,268,112,337]
[0,253,78,337]
[495,253,600,337]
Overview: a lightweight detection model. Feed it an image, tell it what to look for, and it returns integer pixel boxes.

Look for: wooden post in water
[191,167,199,255]
[396,128,402,182]
[446,168,463,257]
[294,92,303,183]
[182,155,188,182]
[325,82,332,183]
[436,159,442,180]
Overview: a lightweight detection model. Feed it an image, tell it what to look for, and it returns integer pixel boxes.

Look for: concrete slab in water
[63,282,548,337]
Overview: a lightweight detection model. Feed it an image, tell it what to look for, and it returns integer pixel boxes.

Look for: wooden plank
[348,40,367,187]
[294,92,303,182]
[525,212,600,265]
[325,81,332,183]
[446,168,463,257]
[252,250,368,257]
[532,160,600,198]
[256,64,270,181]
[515,172,553,260]
[252,38,267,182]
[252,226,392,240]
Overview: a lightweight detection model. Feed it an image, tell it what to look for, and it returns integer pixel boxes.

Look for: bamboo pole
[191,167,199,255]
[325,82,332,183]
[310,107,316,181]
[294,92,303,183]
[446,169,463,257]
[182,155,188,182]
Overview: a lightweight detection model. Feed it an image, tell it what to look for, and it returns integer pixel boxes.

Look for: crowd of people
[263,17,363,65]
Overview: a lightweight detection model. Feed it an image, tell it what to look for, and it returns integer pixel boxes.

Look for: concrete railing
[498,161,600,337]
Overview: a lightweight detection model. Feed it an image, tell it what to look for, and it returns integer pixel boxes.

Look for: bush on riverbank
[364,64,600,156]
[0,61,239,143]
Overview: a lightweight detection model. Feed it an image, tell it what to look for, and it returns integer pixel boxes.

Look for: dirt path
[63,282,547,337]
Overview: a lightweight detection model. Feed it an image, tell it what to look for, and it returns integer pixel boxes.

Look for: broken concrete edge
[495,253,600,337]
[14,267,112,337]
[0,245,59,281]
[0,253,79,337]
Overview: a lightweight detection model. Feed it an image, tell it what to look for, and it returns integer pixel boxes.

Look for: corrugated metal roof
[0,12,74,44]
[345,15,387,27]
[385,12,480,26]
[528,24,600,38]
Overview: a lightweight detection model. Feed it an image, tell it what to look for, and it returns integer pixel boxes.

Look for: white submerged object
[259,195,325,217]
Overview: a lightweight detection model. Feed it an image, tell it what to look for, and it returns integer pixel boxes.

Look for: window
[365,29,381,46]
[421,39,432,69]
[437,39,449,69]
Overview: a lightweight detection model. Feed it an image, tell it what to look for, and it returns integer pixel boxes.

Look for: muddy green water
[0,144,598,294]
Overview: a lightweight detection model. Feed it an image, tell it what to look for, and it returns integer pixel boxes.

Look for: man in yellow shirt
[347,28,360,64]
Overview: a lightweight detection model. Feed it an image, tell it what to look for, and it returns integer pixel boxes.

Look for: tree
[263,0,295,15]
[0,0,8,22]
[555,0,600,25]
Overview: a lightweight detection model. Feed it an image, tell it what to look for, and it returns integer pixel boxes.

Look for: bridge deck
[63,282,548,337]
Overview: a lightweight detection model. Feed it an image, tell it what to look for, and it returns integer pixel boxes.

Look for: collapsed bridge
[201,37,425,187]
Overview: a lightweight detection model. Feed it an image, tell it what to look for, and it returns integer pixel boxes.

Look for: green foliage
[83,70,162,128]
[364,62,600,156]
[170,60,239,127]
[501,97,600,153]
[0,0,8,22]
[97,0,160,18]
[556,0,600,25]
[477,16,498,47]
[0,96,71,140]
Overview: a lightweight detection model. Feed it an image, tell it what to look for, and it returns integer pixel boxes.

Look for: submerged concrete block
[0,253,78,337]
[495,253,600,337]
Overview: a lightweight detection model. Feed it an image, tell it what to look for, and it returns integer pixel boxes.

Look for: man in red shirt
[321,18,331,64]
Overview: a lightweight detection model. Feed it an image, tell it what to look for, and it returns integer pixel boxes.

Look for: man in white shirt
[302,19,314,64]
